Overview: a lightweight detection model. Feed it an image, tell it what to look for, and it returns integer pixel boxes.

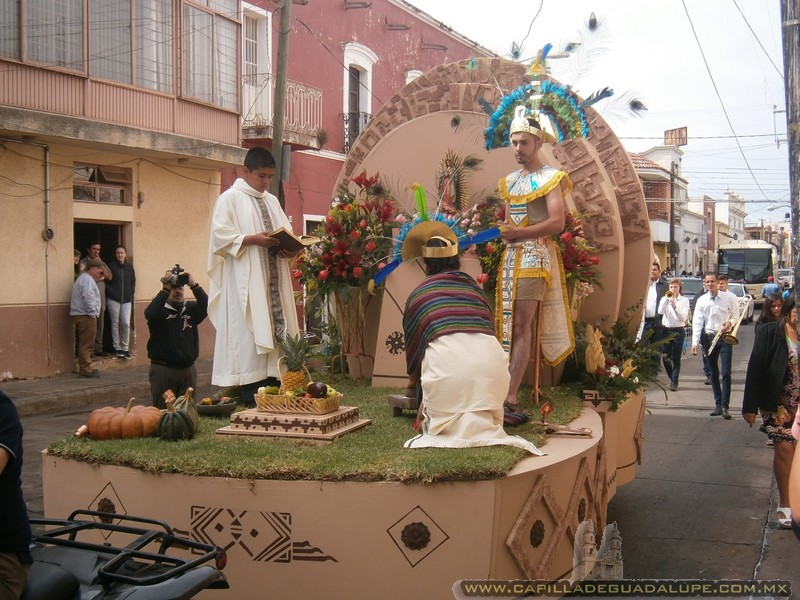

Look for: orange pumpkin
[86,397,162,440]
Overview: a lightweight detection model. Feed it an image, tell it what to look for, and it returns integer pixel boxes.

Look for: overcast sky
[409,0,791,224]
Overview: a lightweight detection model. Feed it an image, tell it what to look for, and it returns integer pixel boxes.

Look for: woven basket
[255,392,342,414]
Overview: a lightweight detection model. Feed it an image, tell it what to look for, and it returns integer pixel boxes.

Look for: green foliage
[49,378,583,484]
[562,303,669,410]
[277,333,314,371]
[292,174,405,305]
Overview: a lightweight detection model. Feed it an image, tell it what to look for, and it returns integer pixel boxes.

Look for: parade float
[42,53,653,599]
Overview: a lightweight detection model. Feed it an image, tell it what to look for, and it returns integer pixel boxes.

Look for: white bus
[717,240,778,305]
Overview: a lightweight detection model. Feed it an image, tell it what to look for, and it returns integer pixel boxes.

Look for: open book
[268,227,321,253]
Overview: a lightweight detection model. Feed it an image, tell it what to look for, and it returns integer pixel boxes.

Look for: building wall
[253,0,492,221]
[0,140,221,379]
[643,180,670,221]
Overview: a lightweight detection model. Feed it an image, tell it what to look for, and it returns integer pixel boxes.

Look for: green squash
[158,399,195,441]
[173,387,199,434]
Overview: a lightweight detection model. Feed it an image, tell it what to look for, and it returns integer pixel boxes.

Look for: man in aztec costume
[496,104,574,412]
[401,221,542,454]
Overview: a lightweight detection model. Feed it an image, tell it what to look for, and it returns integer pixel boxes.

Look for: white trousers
[106,299,131,352]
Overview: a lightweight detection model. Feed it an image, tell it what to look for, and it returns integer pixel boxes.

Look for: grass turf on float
[48,376,584,484]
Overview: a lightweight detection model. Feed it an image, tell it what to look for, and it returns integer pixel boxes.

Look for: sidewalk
[5,357,214,418]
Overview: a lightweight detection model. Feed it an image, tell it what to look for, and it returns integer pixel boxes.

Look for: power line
[682,0,772,202]
[731,0,784,79]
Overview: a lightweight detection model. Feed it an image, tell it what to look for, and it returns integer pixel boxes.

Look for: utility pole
[270,0,293,205]
[669,161,677,275]
[781,1,799,298]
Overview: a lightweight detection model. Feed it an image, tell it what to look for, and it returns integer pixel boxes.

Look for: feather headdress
[372,185,502,286]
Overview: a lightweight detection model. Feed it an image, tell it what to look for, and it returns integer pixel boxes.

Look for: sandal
[776,507,792,529]
[503,401,529,427]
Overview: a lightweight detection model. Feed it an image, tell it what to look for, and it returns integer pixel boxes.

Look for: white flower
[633,376,639,384]
[609,365,620,377]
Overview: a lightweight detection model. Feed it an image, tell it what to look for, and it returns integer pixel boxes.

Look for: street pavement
[6,323,799,596]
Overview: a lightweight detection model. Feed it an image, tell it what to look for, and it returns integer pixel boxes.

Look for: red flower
[291,269,302,279]
[350,230,361,240]
[476,273,489,284]
[365,241,377,252]
[319,269,329,280]
[485,243,495,254]
[359,219,368,229]
[589,255,600,265]
[353,266,363,278]
[561,231,572,243]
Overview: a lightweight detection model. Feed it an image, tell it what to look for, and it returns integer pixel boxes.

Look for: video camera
[167,264,190,287]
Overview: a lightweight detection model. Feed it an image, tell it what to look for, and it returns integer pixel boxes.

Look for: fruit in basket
[277,333,314,393]
[257,385,280,395]
[219,396,233,404]
[307,381,328,399]
[200,397,213,406]
[325,385,338,398]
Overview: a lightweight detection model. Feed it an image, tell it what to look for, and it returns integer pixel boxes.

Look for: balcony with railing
[341,111,371,154]
[242,73,323,148]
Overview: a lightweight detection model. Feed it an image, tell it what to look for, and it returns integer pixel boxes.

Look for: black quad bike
[21,510,228,600]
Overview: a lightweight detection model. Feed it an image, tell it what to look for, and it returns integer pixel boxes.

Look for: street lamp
[768,205,791,220]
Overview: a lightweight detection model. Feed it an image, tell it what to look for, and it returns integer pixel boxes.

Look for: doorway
[74,222,128,355]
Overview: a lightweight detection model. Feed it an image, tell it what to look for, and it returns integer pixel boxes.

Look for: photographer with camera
[144,265,208,408]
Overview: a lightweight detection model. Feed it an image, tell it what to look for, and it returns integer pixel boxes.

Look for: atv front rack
[30,509,227,587]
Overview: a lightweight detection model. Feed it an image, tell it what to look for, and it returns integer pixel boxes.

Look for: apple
[306,381,328,399]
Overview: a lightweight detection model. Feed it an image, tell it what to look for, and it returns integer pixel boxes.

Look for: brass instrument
[722,297,751,345]
[665,290,674,299]
[706,298,750,354]
[705,328,724,356]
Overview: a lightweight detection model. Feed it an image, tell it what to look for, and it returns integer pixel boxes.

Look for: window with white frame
[342,43,378,153]
[183,0,240,111]
[73,165,133,206]
[241,3,272,124]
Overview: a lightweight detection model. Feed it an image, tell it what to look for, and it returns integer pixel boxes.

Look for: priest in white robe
[207,147,300,406]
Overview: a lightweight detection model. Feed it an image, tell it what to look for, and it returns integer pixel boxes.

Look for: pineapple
[277,333,313,393]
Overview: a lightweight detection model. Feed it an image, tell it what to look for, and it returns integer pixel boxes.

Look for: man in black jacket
[641,262,668,358]
[145,269,208,408]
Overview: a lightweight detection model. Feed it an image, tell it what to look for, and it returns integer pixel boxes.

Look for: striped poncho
[403,271,496,374]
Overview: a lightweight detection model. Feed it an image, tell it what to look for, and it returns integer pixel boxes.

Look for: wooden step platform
[216,406,372,444]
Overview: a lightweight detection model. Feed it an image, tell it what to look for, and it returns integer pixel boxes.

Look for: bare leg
[774,440,795,507]
[505,299,537,407]
[532,301,543,405]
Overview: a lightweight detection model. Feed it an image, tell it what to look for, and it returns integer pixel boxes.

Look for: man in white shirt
[691,272,740,419]
[658,278,690,391]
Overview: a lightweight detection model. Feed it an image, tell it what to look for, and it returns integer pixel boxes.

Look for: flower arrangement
[562,304,665,410]
[455,198,506,289]
[557,211,602,292]
[292,171,405,302]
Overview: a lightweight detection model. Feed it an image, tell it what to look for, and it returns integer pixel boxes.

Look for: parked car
[727,282,755,323]
[678,277,704,317]
[777,268,794,290]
